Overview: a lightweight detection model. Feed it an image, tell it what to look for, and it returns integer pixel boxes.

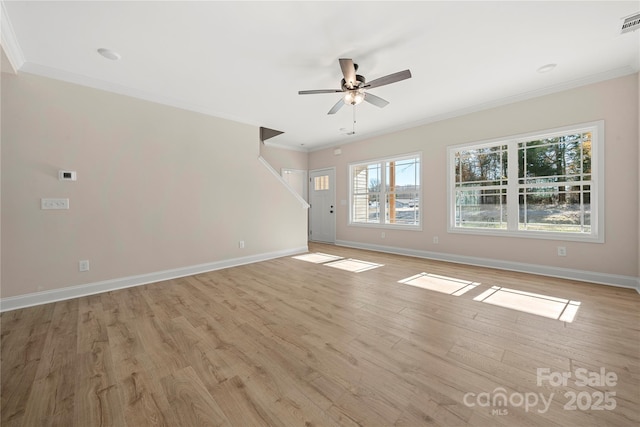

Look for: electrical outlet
[239,240,245,249]
[381,232,386,239]
[557,246,567,257]
[79,260,90,272]
[433,236,439,244]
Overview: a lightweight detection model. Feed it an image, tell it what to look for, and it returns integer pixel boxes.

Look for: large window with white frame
[350,153,421,228]
[448,121,603,242]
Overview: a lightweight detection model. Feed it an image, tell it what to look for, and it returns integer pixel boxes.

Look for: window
[350,154,421,228]
[453,144,508,230]
[313,175,329,191]
[448,121,603,242]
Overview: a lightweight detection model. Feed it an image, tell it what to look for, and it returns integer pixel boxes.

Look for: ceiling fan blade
[339,58,357,89]
[363,69,412,89]
[364,92,389,108]
[299,89,343,95]
[327,98,345,115]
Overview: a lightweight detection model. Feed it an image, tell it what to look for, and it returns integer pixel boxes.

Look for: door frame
[309,167,336,243]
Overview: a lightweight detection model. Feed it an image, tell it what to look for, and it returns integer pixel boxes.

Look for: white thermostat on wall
[58,170,77,181]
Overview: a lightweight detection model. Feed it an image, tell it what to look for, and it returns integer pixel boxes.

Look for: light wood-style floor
[2,242,639,426]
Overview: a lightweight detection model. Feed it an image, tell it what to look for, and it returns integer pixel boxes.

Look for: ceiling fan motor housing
[342,75,366,91]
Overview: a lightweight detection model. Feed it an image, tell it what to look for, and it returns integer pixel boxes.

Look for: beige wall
[2,71,637,301]
[260,143,308,174]
[309,74,639,279]
[1,73,307,298]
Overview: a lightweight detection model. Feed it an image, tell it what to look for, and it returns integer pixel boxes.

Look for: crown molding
[402,66,639,130]
[0,1,25,73]
[18,61,262,129]
[308,66,639,153]
[262,139,310,152]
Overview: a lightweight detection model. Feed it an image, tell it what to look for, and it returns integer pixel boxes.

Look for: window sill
[447,226,603,243]
[349,222,423,232]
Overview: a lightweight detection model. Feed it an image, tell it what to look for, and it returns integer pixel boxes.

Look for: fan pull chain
[352,105,356,135]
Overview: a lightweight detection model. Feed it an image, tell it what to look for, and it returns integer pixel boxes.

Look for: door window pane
[314,175,329,191]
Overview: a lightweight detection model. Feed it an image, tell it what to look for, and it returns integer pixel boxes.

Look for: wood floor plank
[0,303,54,335]
[1,242,638,426]
[134,293,190,375]
[160,366,230,426]
[20,360,76,426]
[19,300,78,426]
[0,328,48,425]
[77,295,108,354]
[110,350,179,427]
[74,341,124,427]
[209,375,281,427]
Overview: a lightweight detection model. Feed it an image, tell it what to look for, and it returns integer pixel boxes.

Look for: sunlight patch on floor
[398,273,480,296]
[473,286,581,322]
[324,258,384,273]
[292,252,343,264]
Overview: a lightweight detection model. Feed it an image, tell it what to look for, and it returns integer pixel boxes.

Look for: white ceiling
[2,1,639,151]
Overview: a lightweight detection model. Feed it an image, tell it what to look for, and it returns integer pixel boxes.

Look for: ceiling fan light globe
[344,90,365,106]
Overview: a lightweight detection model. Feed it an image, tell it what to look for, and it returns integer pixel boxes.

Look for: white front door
[309,168,336,243]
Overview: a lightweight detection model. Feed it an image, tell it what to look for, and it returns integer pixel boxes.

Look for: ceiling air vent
[621,12,640,34]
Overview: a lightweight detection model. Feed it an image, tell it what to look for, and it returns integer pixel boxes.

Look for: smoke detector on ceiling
[620,12,640,34]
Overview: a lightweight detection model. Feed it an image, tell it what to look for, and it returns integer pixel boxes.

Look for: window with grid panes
[350,154,421,228]
[448,121,603,242]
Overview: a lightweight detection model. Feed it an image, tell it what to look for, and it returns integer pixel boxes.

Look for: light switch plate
[41,198,69,210]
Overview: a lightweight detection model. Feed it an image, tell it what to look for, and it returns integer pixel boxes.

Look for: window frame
[349,152,422,230]
[447,121,604,243]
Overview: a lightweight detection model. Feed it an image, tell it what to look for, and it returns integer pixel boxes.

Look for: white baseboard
[335,240,640,293]
[0,246,308,312]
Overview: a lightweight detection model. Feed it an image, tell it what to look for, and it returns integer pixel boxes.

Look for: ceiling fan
[298,58,412,115]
